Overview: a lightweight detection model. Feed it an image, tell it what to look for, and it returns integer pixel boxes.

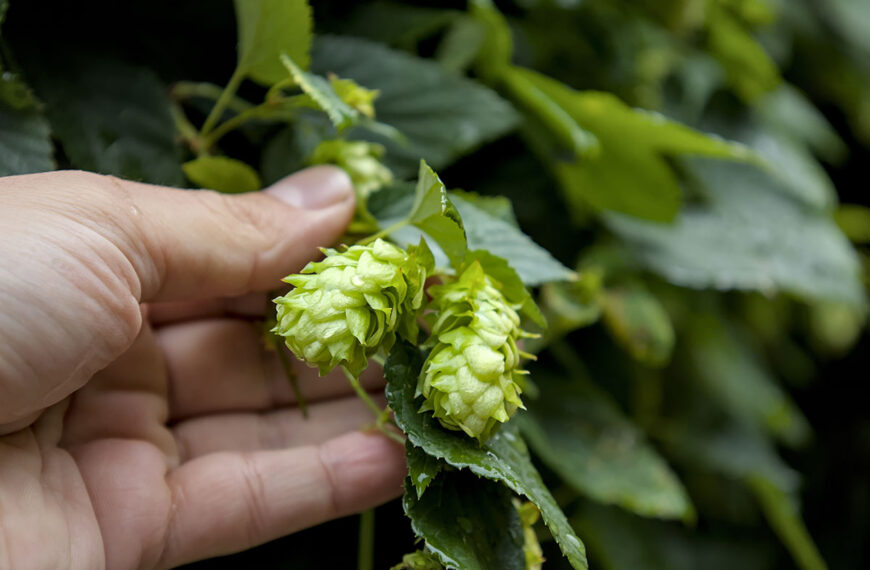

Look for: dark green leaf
[574,503,774,570]
[407,444,445,499]
[312,36,519,178]
[404,471,526,570]
[607,158,867,307]
[405,161,467,268]
[22,53,183,185]
[515,68,754,222]
[385,342,588,570]
[518,373,693,520]
[450,190,518,227]
[234,0,312,84]
[183,156,261,193]
[835,204,870,244]
[682,315,810,447]
[452,193,576,286]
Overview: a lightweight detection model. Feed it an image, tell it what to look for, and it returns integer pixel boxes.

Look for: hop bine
[273,239,433,377]
[418,261,535,442]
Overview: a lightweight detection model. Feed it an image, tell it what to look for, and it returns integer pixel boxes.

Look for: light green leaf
[234,0,312,84]
[385,342,588,570]
[519,372,693,520]
[183,156,261,193]
[601,285,675,368]
[405,161,467,268]
[21,53,183,185]
[312,35,519,178]
[515,67,754,221]
[0,78,53,176]
[279,54,360,130]
[404,470,525,570]
[452,193,576,286]
[607,158,867,307]
[406,444,444,499]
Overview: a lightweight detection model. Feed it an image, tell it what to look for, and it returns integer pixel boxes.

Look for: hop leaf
[418,261,532,441]
[273,239,433,377]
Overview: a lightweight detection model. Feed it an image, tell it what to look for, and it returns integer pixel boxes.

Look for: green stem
[342,368,405,444]
[172,81,255,113]
[276,338,308,418]
[201,67,246,137]
[203,103,270,148]
[358,219,411,246]
[357,509,375,570]
[170,101,207,157]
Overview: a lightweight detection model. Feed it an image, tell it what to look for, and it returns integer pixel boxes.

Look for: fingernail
[266,166,354,210]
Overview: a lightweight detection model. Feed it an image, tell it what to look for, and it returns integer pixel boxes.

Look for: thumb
[111,165,356,302]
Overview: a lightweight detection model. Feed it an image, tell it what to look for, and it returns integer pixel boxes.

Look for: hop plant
[273,239,432,377]
[418,261,531,441]
[309,139,393,200]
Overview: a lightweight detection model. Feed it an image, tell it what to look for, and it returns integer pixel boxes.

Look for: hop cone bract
[418,261,529,441]
[273,239,432,377]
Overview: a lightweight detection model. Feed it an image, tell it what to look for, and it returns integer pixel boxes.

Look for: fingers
[123,165,355,302]
[156,319,385,421]
[146,292,270,325]
[172,395,387,461]
[155,431,406,569]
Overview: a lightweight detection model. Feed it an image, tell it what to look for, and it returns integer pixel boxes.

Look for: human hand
[0,168,406,569]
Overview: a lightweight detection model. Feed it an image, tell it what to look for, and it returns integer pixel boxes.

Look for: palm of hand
[0,171,404,569]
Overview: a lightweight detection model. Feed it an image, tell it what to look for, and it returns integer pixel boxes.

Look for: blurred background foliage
[2,0,869,568]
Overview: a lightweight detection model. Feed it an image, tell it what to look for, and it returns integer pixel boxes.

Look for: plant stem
[357,219,411,246]
[201,67,246,137]
[276,337,308,418]
[342,367,405,444]
[357,509,375,570]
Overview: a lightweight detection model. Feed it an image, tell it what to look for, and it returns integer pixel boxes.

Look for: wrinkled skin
[0,168,405,569]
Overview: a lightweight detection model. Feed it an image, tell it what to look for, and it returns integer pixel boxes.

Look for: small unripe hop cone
[419,261,534,442]
[273,239,432,377]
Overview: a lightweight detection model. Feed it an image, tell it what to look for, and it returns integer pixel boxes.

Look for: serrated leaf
[385,342,588,570]
[518,372,693,520]
[0,80,53,176]
[515,67,754,222]
[235,0,312,84]
[407,443,445,499]
[183,156,261,193]
[607,158,866,307]
[406,161,467,268]
[312,35,519,178]
[600,285,675,368]
[280,54,360,130]
[21,53,183,185]
[452,193,576,286]
[403,470,526,570]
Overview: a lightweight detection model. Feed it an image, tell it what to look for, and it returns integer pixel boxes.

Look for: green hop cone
[418,261,532,441]
[309,139,392,200]
[273,238,433,377]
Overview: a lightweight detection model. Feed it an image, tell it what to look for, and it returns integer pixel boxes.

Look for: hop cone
[309,140,392,200]
[273,239,432,377]
[418,261,529,441]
